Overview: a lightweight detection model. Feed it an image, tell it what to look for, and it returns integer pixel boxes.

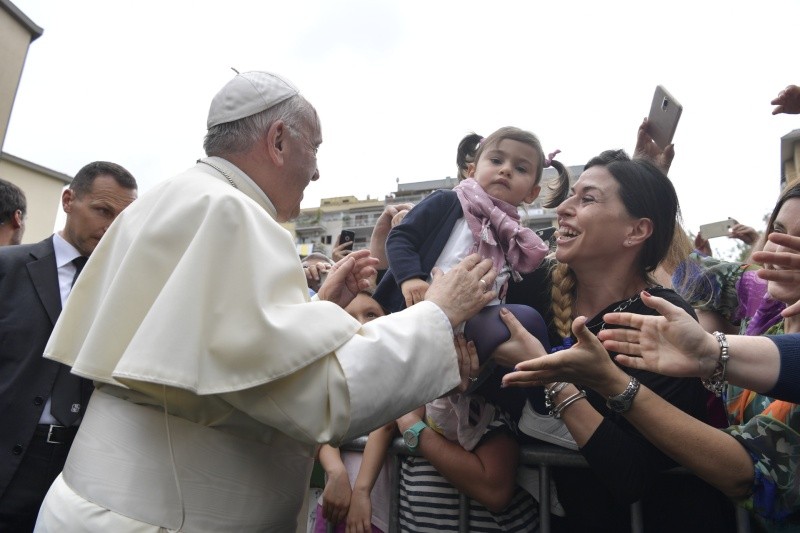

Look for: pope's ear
[266,120,286,166]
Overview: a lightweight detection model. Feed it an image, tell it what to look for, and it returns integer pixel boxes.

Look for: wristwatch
[606,376,640,413]
[402,421,428,452]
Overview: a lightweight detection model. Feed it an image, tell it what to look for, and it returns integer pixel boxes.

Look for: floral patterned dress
[675,253,800,529]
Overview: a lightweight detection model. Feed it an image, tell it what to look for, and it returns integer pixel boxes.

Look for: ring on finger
[468,376,478,382]
[479,279,488,293]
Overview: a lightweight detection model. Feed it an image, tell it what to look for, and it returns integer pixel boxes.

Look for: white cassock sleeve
[221,301,459,445]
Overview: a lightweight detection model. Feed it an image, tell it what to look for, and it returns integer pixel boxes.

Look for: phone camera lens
[661,98,669,111]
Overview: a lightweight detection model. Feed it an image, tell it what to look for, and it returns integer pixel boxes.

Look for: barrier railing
[322,437,752,533]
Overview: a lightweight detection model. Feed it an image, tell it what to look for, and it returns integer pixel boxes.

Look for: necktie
[71,256,88,287]
[50,256,89,426]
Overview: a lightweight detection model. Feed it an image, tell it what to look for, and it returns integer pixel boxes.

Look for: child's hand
[322,465,352,526]
[303,262,331,293]
[401,278,430,307]
[346,490,373,533]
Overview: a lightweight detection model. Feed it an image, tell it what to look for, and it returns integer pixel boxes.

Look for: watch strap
[606,376,640,413]
[404,420,428,451]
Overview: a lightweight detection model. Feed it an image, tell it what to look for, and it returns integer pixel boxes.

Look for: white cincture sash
[62,389,313,531]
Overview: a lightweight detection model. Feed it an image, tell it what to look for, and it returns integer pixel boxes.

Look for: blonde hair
[550,262,577,339]
[661,225,693,281]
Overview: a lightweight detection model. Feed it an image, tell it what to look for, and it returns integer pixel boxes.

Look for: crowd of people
[0,71,798,533]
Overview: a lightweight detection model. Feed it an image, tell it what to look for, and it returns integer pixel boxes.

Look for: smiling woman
[503,181,800,530]
[660,181,800,529]
[762,192,800,309]
[503,149,736,531]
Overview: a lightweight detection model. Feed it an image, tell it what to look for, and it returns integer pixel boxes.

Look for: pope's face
[274,114,321,222]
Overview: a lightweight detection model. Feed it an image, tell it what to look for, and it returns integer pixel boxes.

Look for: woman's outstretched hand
[502,316,621,391]
[598,291,719,378]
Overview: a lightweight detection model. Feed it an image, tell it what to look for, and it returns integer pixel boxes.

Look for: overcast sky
[6,0,800,256]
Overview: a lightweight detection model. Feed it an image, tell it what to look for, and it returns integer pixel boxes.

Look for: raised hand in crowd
[597,292,782,394]
[317,249,379,308]
[634,117,675,174]
[302,259,333,294]
[501,314,620,391]
[597,292,721,379]
[331,236,355,262]
[693,232,712,256]
[302,253,335,292]
[368,202,414,270]
[771,84,800,115]
[729,223,760,246]
[753,232,800,317]
[693,223,761,259]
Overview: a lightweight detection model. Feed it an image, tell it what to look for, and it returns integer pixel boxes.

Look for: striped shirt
[398,411,539,532]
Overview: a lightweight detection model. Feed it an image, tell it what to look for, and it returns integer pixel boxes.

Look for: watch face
[403,429,419,449]
[608,398,627,412]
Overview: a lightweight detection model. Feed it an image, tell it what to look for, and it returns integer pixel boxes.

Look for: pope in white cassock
[33,71,498,532]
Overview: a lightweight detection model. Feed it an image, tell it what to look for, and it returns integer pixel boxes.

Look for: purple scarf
[453,178,548,279]
[737,270,786,336]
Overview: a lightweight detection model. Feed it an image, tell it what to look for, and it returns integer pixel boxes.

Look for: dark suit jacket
[373,190,464,313]
[0,236,88,497]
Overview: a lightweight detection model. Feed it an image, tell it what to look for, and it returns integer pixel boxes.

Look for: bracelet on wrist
[701,331,730,397]
[552,390,587,419]
[544,382,570,414]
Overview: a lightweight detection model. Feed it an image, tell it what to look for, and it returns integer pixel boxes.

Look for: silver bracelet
[545,382,570,413]
[552,390,587,419]
[701,331,730,397]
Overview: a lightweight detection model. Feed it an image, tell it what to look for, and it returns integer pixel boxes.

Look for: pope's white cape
[43,157,460,443]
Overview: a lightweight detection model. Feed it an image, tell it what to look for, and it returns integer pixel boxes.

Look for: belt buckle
[47,424,65,444]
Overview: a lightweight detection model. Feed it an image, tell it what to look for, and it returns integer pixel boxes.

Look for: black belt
[35,424,79,445]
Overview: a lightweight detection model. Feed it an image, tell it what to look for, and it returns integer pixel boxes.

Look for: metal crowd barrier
[324,437,752,533]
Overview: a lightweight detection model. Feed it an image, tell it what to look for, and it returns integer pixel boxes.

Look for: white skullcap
[206,71,299,129]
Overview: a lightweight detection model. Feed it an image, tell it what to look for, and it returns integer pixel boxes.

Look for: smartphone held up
[339,230,355,247]
[699,218,738,239]
[646,85,683,148]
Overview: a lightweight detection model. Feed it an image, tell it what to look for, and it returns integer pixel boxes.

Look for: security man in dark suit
[0,161,137,531]
[0,178,27,246]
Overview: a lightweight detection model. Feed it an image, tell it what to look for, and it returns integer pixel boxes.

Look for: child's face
[345,293,385,324]
[469,139,541,206]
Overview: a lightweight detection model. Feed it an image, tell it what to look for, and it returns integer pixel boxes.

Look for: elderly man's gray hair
[203,95,316,157]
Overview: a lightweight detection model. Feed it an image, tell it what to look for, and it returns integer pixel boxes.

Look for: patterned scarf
[454,178,548,280]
